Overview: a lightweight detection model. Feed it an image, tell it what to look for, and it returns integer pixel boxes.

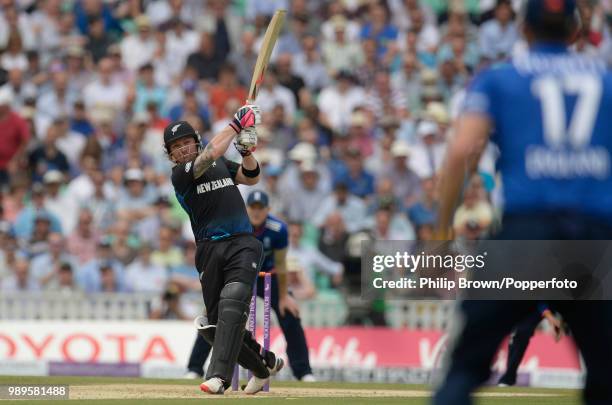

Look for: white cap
[391,140,412,157]
[124,168,145,182]
[299,159,318,173]
[417,120,439,138]
[43,170,64,184]
[0,85,14,106]
[425,102,450,125]
[289,142,317,162]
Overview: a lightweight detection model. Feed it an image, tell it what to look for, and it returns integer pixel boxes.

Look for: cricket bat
[247,10,286,104]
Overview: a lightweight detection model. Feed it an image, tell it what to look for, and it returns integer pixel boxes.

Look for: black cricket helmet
[163,120,203,159]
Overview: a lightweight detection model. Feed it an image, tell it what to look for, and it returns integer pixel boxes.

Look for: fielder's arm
[193,126,237,179]
[274,247,289,298]
[436,114,490,237]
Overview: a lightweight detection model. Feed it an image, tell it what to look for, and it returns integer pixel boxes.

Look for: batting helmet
[163,120,203,156]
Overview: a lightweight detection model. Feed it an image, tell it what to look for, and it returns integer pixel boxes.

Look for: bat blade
[247,9,286,103]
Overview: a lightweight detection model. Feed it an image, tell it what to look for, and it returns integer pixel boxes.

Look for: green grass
[0,376,581,405]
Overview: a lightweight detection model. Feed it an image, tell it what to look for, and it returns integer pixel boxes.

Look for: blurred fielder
[434,0,612,403]
[186,190,315,381]
[164,106,283,395]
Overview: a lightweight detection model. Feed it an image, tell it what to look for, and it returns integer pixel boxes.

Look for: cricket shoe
[301,374,317,382]
[244,352,284,394]
[200,377,225,395]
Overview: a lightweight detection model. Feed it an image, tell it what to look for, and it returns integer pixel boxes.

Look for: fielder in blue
[434,1,612,403]
[187,190,315,381]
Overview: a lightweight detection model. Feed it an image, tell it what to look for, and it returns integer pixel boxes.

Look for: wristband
[242,161,260,178]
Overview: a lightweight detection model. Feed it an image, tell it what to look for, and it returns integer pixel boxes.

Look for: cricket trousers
[498,310,542,386]
[433,213,612,405]
[188,273,313,379]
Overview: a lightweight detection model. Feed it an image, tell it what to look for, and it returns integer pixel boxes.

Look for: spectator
[366,70,408,120]
[70,100,95,137]
[186,32,224,82]
[30,232,75,288]
[276,14,308,56]
[5,68,36,110]
[98,262,125,292]
[26,214,54,258]
[37,69,76,123]
[106,122,154,170]
[45,262,80,293]
[409,120,447,178]
[208,63,247,122]
[164,18,199,79]
[86,16,114,64]
[317,71,365,133]
[0,27,29,72]
[64,45,92,94]
[229,29,258,86]
[1,256,39,292]
[255,66,296,118]
[169,240,200,292]
[54,116,88,171]
[321,15,364,76]
[274,53,305,106]
[13,183,62,240]
[381,140,422,208]
[282,160,328,225]
[286,254,316,300]
[359,3,399,58]
[125,242,168,293]
[151,226,183,269]
[120,15,157,72]
[0,86,30,187]
[84,168,116,231]
[116,168,157,222]
[28,121,71,182]
[406,6,440,55]
[132,63,167,115]
[66,207,99,265]
[313,180,368,233]
[479,0,518,60]
[408,177,439,228]
[149,282,192,320]
[317,211,348,286]
[293,34,330,92]
[83,57,127,119]
[287,221,343,284]
[109,220,139,266]
[77,237,126,293]
[371,205,411,240]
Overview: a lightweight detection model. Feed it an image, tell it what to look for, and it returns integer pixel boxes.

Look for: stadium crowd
[0,0,611,319]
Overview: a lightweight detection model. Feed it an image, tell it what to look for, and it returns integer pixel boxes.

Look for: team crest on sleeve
[185,161,192,172]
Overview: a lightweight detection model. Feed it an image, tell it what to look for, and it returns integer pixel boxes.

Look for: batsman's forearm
[241,154,258,170]
[193,126,236,178]
[274,248,288,297]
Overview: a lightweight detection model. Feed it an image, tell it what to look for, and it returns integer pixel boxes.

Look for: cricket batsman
[164,106,283,395]
[186,190,315,381]
[433,0,612,403]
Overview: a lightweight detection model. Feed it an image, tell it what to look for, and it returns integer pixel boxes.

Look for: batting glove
[234,127,258,156]
[229,104,261,134]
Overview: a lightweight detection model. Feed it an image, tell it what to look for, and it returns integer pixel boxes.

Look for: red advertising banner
[0,321,581,380]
